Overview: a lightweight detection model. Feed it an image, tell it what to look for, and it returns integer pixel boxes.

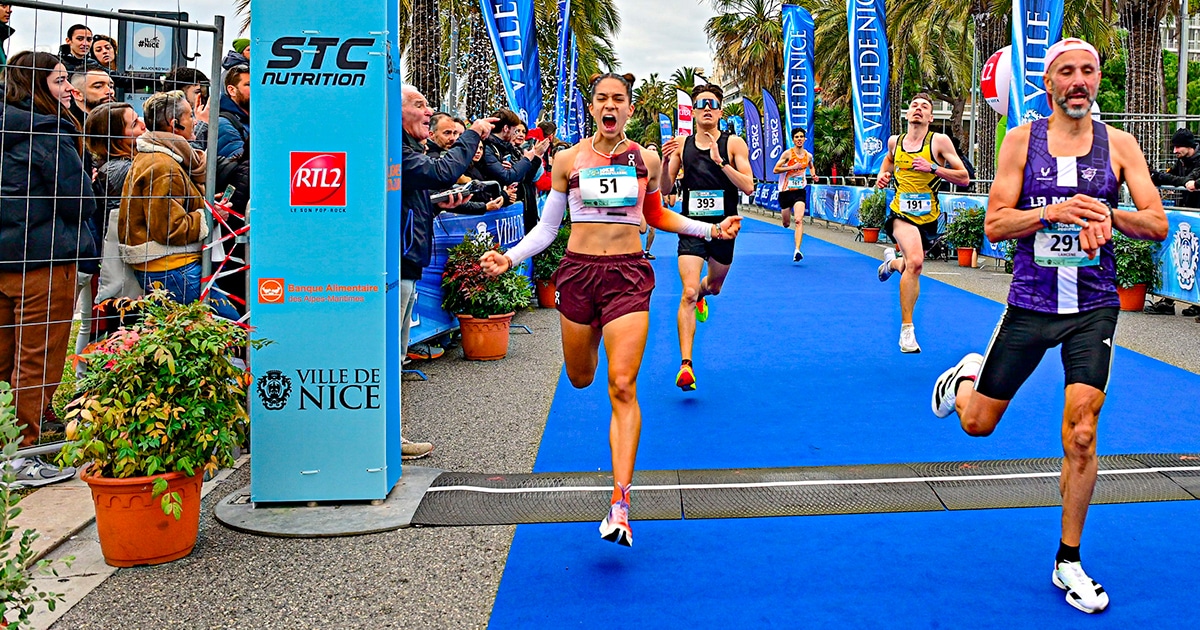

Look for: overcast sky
[4,0,716,83]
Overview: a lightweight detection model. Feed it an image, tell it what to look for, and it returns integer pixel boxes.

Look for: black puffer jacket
[0,100,98,272]
[402,130,482,279]
[1151,151,1200,209]
[94,157,133,239]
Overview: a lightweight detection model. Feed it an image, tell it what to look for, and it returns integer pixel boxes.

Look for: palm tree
[705,0,785,99]
[671,67,706,93]
[1119,0,1172,163]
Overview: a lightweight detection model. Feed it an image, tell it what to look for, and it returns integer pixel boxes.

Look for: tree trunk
[466,4,496,118]
[973,8,1008,182]
[409,0,443,110]
[950,96,967,146]
[889,40,905,139]
[1121,0,1171,169]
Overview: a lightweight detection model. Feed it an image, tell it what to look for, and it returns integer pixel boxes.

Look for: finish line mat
[410,453,1200,526]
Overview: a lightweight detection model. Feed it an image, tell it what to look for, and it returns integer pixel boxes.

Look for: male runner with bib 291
[930,39,1167,614]
[661,84,755,391]
[875,93,970,353]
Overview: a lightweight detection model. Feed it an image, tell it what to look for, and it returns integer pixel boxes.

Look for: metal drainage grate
[408,453,1200,527]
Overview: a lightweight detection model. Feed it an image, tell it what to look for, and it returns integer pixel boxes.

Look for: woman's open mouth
[601,114,618,131]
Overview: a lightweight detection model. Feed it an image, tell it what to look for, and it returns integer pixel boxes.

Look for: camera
[430,179,503,204]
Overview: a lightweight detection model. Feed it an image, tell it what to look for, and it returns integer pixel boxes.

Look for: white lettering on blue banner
[848,0,891,174]
[1008,0,1063,128]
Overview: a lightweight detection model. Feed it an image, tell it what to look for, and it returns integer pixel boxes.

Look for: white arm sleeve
[504,189,567,268]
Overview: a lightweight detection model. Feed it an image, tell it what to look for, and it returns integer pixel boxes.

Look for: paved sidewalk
[14,214,1197,628]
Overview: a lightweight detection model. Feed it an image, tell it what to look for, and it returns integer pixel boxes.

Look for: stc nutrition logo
[290,152,347,206]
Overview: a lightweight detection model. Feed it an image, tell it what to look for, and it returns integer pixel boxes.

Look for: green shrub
[944,208,986,250]
[442,231,532,317]
[58,291,269,518]
[1113,230,1161,289]
[858,189,888,229]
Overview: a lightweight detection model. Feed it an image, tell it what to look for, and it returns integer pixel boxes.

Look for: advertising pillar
[249,0,401,502]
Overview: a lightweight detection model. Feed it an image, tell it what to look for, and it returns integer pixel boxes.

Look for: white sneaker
[899,326,921,353]
[877,248,897,282]
[1053,561,1109,614]
[931,353,984,417]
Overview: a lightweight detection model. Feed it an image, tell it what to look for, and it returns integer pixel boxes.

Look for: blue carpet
[490,500,1197,629]
[490,220,1199,628]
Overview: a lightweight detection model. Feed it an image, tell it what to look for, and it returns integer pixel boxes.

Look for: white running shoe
[877,248,897,282]
[931,353,984,417]
[1053,561,1109,614]
[899,326,921,353]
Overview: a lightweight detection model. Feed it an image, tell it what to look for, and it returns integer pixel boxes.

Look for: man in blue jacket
[216,64,249,159]
[400,85,495,459]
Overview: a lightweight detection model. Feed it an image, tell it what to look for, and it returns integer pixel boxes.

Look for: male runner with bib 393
[875,93,970,353]
[930,39,1167,614]
[661,84,755,391]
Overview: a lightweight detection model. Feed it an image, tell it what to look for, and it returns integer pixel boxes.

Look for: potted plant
[1,383,70,628]
[944,208,986,267]
[1113,230,1161,311]
[858,189,887,243]
[442,231,533,360]
[58,290,267,567]
[532,221,570,309]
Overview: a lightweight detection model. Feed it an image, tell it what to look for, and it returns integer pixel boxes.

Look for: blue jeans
[134,261,241,321]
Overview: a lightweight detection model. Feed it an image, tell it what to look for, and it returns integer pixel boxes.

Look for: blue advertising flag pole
[249,0,399,501]
[847,0,890,174]
[743,98,766,181]
[782,5,816,156]
[1008,0,1063,128]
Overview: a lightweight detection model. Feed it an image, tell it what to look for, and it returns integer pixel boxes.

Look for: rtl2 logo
[291,152,346,206]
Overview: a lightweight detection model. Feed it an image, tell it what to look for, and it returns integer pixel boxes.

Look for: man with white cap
[930,38,1167,614]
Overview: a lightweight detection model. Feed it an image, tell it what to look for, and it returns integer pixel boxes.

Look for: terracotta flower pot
[957,247,977,267]
[862,227,881,243]
[535,279,557,309]
[1117,283,1147,312]
[457,312,515,360]
[81,466,202,567]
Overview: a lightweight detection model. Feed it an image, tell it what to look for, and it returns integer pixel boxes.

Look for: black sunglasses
[694,98,721,111]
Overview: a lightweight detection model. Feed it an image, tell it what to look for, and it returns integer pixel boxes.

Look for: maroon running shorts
[551,250,655,328]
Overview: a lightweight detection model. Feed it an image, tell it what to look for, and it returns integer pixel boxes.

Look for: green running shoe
[694,297,709,323]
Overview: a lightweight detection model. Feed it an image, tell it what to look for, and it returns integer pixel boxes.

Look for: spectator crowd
[0,11,251,487]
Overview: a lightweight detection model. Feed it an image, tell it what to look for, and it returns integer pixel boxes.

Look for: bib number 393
[689,190,725,216]
[1034,226,1099,267]
[579,165,639,208]
[899,192,932,216]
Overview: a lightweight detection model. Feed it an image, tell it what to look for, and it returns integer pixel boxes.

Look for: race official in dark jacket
[1151,128,1200,210]
[1,52,97,454]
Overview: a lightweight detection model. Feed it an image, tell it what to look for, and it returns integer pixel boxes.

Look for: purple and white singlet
[1008,119,1120,314]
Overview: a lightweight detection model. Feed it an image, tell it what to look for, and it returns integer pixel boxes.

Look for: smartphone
[222,184,236,201]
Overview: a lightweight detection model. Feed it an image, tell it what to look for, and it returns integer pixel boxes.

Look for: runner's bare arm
[875,136,897,187]
[664,144,683,195]
[1109,129,1169,242]
[931,134,971,187]
[724,136,756,195]
[772,151,793,174]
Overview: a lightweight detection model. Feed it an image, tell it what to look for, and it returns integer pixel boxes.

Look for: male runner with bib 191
[875,93,970,352]
[481,73,741,547]
[661,84,755,391]
[774,127,815,261]
[930,39,1167,614]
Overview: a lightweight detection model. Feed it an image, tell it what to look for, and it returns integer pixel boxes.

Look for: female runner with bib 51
[480,73,742,546]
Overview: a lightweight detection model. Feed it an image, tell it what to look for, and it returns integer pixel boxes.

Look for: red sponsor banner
[290,152,347,206]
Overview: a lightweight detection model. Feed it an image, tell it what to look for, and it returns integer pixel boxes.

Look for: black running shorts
[677,234,736,265]
[975,305,1119,401]
[779,188,808,211]
[884,213,939,254]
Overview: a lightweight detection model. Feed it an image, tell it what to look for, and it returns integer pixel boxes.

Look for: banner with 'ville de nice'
[1008,0,1063,128]
[480,0,543,124]
[782,5,815,157]
[553,0,573,133]
[848,0,890,174]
